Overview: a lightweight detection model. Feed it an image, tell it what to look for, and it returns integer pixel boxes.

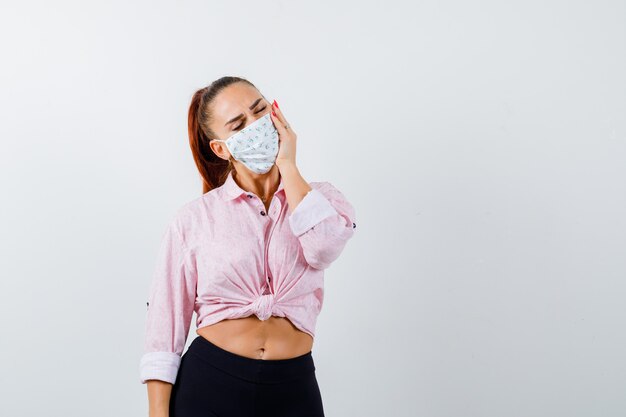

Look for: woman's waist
[195,315,314,360]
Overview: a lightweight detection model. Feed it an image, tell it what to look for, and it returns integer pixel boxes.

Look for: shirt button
[260,210,266,216]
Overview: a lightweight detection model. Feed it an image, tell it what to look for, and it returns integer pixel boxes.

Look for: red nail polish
[272,110,277,117]
[274,100,279,109]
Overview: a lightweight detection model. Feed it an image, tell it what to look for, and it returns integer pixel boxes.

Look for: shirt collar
[220,169,285,201]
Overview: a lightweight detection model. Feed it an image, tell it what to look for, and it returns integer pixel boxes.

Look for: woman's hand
[270,99,297,170]
[269,99,312,213]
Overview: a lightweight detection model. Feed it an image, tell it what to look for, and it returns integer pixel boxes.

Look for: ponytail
[187,76,256,194]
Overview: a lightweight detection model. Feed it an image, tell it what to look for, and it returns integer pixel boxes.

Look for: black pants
[170,335,325,417]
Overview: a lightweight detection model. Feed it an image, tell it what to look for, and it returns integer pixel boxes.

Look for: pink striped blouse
[140,169,357,384]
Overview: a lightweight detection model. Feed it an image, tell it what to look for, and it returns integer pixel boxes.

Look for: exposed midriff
[196,316,314,359]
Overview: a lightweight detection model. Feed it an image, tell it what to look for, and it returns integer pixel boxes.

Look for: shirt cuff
[288,188,338,237]
[140,351,182,384]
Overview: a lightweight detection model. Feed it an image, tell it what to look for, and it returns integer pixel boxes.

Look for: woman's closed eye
[232,106,267,130]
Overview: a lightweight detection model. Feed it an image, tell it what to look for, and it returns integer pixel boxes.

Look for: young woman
[139,76,357,417]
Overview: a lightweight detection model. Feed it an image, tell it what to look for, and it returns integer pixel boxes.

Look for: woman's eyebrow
[224,98,264,126]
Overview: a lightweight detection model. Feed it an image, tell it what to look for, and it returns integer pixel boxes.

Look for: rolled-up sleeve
[288,182,357,270]
[140,218,196,384]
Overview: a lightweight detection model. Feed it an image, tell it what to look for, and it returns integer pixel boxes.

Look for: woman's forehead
[213,89,265,124]
[214,84,261,111]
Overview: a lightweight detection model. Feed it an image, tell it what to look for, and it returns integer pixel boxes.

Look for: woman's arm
[271,101,356,270]
[279,161,357,270]
[146,380,173,417]
[140,217,197,412]
[279,161,313,214]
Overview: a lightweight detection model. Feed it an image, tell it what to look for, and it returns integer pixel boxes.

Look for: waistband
[187,335,316,384]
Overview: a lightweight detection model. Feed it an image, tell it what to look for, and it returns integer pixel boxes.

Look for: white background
[1,1,625,416]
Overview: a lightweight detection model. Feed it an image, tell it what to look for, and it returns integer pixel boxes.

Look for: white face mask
[212,112,279,174]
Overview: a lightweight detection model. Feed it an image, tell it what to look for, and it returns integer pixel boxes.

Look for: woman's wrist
[275,159,296,171]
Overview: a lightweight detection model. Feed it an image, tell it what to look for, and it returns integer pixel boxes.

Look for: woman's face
[209,83,272,159]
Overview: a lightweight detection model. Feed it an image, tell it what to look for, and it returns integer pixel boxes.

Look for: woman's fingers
[269,99,297,166]
[271,99,288,127]
[270,110,287,136]
[270,100,294,137]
